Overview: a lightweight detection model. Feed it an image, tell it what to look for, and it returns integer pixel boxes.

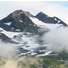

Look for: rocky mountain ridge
[0,10,67,32]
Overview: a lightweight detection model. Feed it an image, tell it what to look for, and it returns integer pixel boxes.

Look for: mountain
[36,12,67,26]
[0,10,39,32]
[0,10,67,56]
[0,10,67,32]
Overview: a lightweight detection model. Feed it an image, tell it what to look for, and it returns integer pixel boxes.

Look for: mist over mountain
[0,10,68,57]
[0,10,67,32]
[36,12,67,26]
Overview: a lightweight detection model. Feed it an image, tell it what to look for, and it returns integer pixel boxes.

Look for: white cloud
[42,3,68,24]
[0,1,68,24]
[42,27,68,53]
[0,40,19,58]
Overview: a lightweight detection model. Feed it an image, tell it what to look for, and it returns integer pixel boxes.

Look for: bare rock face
[36,12,67,26]
[0,10,38,32]
[0,10,68,57]
[10,10,33,17]
[0,10,67,32]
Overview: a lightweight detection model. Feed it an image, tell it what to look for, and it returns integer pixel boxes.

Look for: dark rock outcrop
[0,10,67,32]
[36,12,67,26]
[0,10,38,32]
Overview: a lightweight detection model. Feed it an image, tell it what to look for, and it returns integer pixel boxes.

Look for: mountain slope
[0,10,38,32]
[0,10,67,56]
[36,12,67,26]
[0,10,67,32]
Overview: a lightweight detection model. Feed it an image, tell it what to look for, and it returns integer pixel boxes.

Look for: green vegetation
[0,58,6,67]
[58,51,68,60]
[0,55,68,68]
[17,57,42,68]
[42,56,63,68]
[17,56,68,68]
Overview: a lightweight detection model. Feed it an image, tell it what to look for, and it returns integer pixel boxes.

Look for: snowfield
[0,17,64,57]
[30,17,63,30]
[0,28,21,38]
[4,22,12,26]
[0,27,52,56]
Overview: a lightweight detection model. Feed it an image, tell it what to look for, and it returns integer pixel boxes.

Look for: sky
[45,1,68,7]
[0,1,68,24]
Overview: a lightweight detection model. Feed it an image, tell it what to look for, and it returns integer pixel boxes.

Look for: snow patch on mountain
[0,28,21,38]
[4,22,12,26]
[36,51,52,57]
[30,17,63,30]
[19,20,23,22]
[0,27,52,56]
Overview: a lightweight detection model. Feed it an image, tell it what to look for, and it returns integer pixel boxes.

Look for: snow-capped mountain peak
[0,10,67,56]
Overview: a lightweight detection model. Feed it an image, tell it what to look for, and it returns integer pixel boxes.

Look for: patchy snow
[31,53,37,56]
[18,53,27,56]
[11,39,20,43]
[2,31,21,38]
[36,51,52,57]
[0,25,56,57]
[16,29,20,31]
[30,17,63,30]
[54,18,57,21]
[39,50,47,52]
[21,35,39,49]
[58,20,61,23]
[19,20,23,22]
[4,22,12,26]
[0,28,21,38]
[0,28,5,31]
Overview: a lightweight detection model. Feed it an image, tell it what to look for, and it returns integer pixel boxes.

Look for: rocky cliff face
[36,12,67,26]
[0,10,67,32]
[0,10,68,56]
[0,10,38,32]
